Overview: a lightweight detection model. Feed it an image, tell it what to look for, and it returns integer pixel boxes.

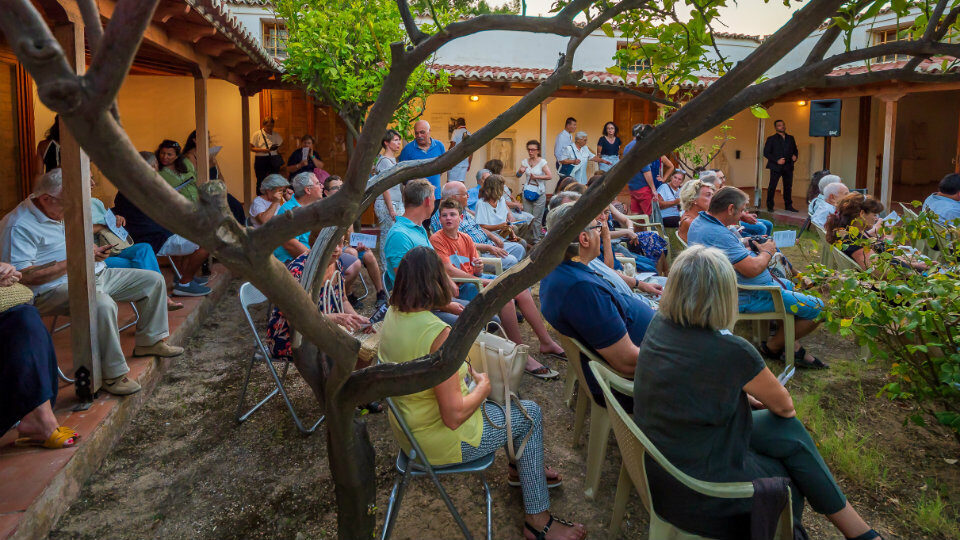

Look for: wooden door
[612,98,659,202]
[0,49,34,216]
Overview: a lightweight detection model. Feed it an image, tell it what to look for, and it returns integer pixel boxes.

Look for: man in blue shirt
[429,181,525,269]
[922,173,960,224]
[398,120,446,199]
[540,202,656,405]
[622,135,668,215]
[273,172,325,263]
[688,186,826,369]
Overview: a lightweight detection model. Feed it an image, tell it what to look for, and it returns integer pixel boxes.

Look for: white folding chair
[237,282,324,434]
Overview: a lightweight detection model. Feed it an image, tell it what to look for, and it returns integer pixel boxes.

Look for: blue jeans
[613,243,658,273]
[740,219,773,237]
[104,243,162,275]
[456,273,497,302]
[739,280,822,320]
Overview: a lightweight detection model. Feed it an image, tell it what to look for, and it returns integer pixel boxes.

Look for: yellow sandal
[15,426,79,449]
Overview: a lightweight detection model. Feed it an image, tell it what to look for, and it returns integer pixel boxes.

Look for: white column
[879,96,899,209]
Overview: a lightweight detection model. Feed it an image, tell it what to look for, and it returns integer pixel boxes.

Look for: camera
[746,235,771,253]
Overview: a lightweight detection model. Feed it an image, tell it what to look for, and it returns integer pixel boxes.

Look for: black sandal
[794,347,829,369]
[524,515,580,540]
[758,341,784,360]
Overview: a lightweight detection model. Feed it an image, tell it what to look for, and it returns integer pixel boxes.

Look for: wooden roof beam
[153,1,191,24]
[196,37,237,57]
[165,20,219,44]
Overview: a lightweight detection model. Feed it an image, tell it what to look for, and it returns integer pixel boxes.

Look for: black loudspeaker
[809,99,842,137]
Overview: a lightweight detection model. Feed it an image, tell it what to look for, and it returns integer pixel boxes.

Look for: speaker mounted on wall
[809,99,842,137]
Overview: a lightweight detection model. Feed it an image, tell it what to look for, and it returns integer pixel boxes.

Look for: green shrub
[807,206,960,446]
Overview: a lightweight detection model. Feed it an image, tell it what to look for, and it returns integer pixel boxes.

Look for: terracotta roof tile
[190,0,282,72]
[434,63,715,88]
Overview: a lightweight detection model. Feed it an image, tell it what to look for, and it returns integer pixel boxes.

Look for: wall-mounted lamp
[797,100,808,106]
[469,95,480,102]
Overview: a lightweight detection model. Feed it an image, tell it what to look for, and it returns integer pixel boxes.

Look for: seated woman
[380,247,585,540]
[182,131,247,224]
[1,262,79,449]
[89,176,184,310]
[826,193,927,272]
[248,174,290,227]
[267,235,372,362]
[286,134,325,178]
[677,178,715,243]
[656,169,684,228]
[633,245,881,540]
[431,197,562,380]
[475,174,537,246]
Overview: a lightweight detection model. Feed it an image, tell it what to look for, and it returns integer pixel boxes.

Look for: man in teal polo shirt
[398,120,446,200]
[383,179,436,288]
[273,171,324,263]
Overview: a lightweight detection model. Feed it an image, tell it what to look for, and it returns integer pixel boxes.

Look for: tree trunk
[326,399,378,539]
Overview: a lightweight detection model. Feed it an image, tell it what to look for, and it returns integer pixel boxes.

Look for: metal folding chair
[50,303,141,384]
[236,282,324,434]
[380,397,494,540]
[166,255,183,282]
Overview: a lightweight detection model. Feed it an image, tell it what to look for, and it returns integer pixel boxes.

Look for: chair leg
[563,364,576,407]
[584,402,611,500]
[481,474,493,540]
[236,353,279,423]
[57,366,75,384]
[119,302,140,332]
[380,472,410,540]
[609,465,632,536]
[358,271,370,301]
[265,356,324,434]
[422,463,472,538]
[779,316,796,385]
[752,320,762,345]
[571,389,589,448]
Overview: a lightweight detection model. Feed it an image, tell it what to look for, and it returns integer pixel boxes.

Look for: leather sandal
[15,426,79,449]
[523,515,585,540]
[794,346,829,369]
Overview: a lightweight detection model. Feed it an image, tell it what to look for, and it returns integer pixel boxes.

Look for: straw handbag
[468,325,533,460]
[321,271,381,366]
[0,283,34,313]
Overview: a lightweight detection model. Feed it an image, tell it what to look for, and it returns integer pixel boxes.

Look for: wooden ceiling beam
[164,20,219,44]
[196,38,237,57]
[93,0,251,86]
[153,2,191,24]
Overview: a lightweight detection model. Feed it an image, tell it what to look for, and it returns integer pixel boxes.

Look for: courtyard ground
[50,235,960,539]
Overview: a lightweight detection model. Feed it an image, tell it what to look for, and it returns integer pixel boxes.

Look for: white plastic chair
[237,282,324,434]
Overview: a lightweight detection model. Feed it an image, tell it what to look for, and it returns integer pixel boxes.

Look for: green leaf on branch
[750,105,769,119]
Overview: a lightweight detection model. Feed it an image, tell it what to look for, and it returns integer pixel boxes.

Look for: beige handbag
[94,228,132,255]
[468,325,533,460]
[0,283,34,313]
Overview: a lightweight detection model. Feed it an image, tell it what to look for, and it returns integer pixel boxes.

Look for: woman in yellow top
[380,247,586,540]
[155,139,199,203]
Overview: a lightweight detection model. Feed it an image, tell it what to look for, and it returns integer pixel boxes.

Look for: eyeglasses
[325,184,342,192]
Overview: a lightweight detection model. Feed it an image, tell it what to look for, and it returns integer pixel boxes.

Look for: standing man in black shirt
[763,119,799,212]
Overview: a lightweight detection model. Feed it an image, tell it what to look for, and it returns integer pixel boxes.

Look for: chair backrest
[588,361,794,538]
[675,230,688,250]
[238,282,272,358]
[831,246,862,271]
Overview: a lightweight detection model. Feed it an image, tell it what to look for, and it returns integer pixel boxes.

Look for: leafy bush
[807,206,960,445]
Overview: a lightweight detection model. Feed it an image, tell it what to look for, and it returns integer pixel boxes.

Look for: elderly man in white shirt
[553,117,577,169]
[811,181,850,228]
[808,174,842,218]
[0,169,183,396]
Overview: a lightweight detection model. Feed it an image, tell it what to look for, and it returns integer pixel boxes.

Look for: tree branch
[77,0,104,53]
[247,194,355,258]
[397,0,428,45]
[84,0,160,114]
[573,80,679,108]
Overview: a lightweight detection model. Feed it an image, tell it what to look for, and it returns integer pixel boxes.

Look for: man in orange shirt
[430,197,564,379]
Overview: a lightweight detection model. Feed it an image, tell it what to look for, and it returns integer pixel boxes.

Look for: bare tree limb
[84,0,160,114]
[804,24,844,65]
[397,0,428,45]
[77,0,104,53]
[573,80,680,107]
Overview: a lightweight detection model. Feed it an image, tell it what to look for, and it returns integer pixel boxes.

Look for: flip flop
[758,341,784,360]
[167,300,184,312]
[15,426,79,449]
[525,366,559,379]
[540,350,567,362]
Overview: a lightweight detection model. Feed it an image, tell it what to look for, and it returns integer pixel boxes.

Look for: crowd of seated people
[826,193,929,273]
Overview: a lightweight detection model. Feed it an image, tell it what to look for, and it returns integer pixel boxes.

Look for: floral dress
[266,253,344,361]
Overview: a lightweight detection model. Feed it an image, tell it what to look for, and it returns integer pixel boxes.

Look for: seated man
[540,202,657,406]
[922,173,960,225]
[112,152,211,297]
[273,171,325,264]
[807,173,842,218]
[688,186,826,369]
[811,181,850,228]
[1,170,183,396]
[430,197,562,378]
[430,181,525,269]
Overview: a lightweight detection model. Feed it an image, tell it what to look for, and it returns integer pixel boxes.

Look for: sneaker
[192,275,210,285]
[133,340,185,358]
[347,293,361,309]
[102,375,141,396]
[173,281,211,297]
[375,290,387,308]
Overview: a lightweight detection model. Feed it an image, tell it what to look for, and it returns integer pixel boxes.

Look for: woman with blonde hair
[631,245,882,540]
[676,179,716,242]
[475,174,536,245]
